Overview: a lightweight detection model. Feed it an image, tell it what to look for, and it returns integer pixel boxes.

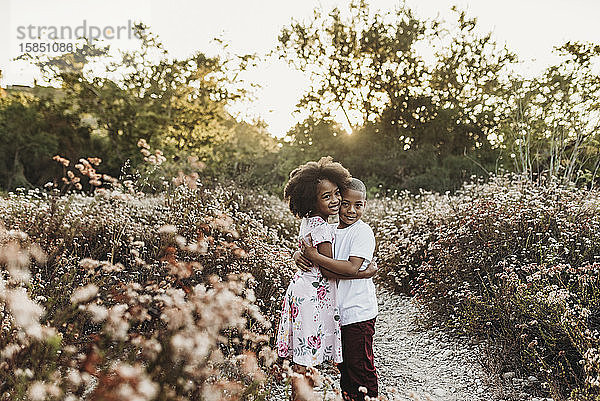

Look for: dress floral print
[276,216,343,366]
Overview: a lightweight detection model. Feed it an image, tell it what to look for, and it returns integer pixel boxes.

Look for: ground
[268,287,554,401]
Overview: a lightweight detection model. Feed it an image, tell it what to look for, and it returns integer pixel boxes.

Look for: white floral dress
[276,216,343,366]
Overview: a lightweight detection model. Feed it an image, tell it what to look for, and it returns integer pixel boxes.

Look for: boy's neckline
[337,219,361,229]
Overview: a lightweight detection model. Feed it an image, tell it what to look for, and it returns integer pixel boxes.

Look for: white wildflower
[101,261,124,272]
[4,287,44,332]
[83,303,108,322]
[28,381,46,401]
[0,343,21,360]
[106,304,130,340]
[66,368,82,387]
[158,225,177,234]
[71,284,99,304]
[79,258,101,270]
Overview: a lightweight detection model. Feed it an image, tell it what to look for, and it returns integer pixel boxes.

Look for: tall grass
[0,176,299,400]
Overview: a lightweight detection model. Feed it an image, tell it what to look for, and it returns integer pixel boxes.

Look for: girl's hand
[293,250,314,272]
[357,259,378,279]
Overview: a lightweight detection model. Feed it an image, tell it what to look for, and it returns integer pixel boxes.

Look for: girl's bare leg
[290,364,316,400]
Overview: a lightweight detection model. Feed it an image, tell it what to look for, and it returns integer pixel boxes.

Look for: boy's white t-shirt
[332,219,378,326]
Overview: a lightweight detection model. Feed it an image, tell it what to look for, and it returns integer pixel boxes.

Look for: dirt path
[370,288,551,401]
[373,289,493,400]
[269,288,550,401]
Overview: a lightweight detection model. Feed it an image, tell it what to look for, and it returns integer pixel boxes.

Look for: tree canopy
[2,6,599,194]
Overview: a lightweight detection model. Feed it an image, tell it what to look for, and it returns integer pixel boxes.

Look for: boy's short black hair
[343,178,367,200]
[284,156,351,218]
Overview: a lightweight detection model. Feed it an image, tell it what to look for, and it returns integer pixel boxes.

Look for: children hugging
[276,156,379,401]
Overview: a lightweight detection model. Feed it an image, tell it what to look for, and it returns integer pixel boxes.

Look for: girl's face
[313,179,341,219]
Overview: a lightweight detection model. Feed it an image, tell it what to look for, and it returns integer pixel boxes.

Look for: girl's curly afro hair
[283,156,351,218]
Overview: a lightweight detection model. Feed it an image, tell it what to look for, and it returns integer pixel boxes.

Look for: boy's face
[338,188,366,228]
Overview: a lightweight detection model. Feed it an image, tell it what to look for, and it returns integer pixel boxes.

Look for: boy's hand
[300,238,319,261]
[293,250,313,272]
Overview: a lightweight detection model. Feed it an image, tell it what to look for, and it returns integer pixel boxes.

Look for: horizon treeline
[1,1,599,195]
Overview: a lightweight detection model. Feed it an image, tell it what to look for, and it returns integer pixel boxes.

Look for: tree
[26,24,255,176]
[278,0,427,133]
[0,94,92,190]
[498,42,600,185]
[278,1,514,192]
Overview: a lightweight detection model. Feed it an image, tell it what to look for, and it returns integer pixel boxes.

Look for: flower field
[2,172,600,400]
[365,175,600,400]
[0,181,298,401]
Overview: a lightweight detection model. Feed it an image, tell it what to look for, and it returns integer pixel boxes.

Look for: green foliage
[205,119,284,191]
[5,24,257,188]
[2,4,600,196]
[278,0,429,130]
[0,94,94,190]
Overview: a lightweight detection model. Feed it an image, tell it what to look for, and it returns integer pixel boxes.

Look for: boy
[295,178,378,401]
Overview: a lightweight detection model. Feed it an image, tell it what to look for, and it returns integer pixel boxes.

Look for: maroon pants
[338,318,378,401]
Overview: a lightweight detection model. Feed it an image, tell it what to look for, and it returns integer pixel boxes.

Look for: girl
[276,156,351,371]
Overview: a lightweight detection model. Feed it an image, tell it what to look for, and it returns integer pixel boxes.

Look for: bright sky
[2,0,600,137]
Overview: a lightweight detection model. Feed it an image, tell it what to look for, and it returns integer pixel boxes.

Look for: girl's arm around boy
[293,246,378,279]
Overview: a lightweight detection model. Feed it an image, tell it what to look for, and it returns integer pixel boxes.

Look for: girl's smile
[313,179,341,219]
